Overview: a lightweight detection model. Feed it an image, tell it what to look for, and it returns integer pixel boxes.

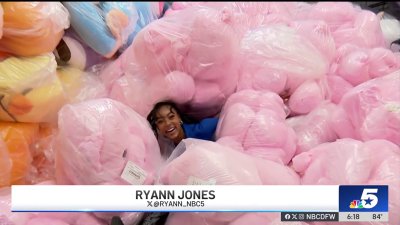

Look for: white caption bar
[12,185,338,212]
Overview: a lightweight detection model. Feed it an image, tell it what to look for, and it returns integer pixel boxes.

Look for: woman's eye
[169,115,175,119]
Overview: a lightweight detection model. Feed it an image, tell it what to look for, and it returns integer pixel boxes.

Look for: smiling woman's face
[155,105,185,144]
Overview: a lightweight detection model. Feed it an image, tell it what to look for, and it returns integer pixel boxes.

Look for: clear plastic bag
[63,2,139,58]
[0,53,68,123]
[292,139,400,225]
[286,102,338,155]
[331,70,400,145]
[216,90,297,165]
[55,98,162,185]
[0,2,69,56]
[158,138,299,223]
[239,24,329,95]
[102,5,241,119]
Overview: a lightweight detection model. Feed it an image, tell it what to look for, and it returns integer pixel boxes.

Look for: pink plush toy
[238,24,329,96]
[55,98,162,225]
[294,2,360,32]
[286,102,338,155]
[55,98,162,185]
[292,139,400,225]
[332,70,400,145]
[332,10,386,49]
[159,138,299,223]
[101,6,241,119]
[333,44,400,86]
[216,90,297,165]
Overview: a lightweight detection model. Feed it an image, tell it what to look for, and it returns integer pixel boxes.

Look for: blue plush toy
[63,2,163,58]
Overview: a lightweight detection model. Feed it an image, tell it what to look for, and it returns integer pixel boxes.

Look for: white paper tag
[121,161,147,185]
[187,176,216,185]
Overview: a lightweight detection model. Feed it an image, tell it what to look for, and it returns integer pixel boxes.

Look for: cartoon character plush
[0,53,67,123]
[0,2,70,57]
[0,53,101,123]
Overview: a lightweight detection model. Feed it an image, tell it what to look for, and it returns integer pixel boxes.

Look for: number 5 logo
[361,188,378,208]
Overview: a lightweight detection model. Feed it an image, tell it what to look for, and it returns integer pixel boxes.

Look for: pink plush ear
[165,71,195,104]
[288,80,326,115]
[292,152,312,173]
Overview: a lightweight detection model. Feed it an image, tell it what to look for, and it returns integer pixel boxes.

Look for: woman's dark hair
[147,101,194,137]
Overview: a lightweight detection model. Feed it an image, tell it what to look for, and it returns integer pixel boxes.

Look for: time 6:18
[347,214,360,220]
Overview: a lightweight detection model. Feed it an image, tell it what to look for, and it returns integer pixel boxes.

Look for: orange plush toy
[0,2,70,56]
[0,122,39,187]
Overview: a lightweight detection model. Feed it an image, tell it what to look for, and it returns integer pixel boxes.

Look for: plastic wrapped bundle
[286,103,338,155]
[0,2,69,56]
[332,70,400,145]
[333,44,400,86]
[55,98,161,224]
[292,139,400,225]
[158,138,299,223]
[287,79,329,115]
[294,2,360,32]
[238,24,329,96]
[0,122,39,187]
[332,10,386,49]
[26,124,57,185]
[289,20,336,63]
[216,90,297,165]
[101,6,241,119]
[0,53,68,123]
[55,98,162,185]
[121,2,162,52]
[63,2,139,58]
[167,2,297,33]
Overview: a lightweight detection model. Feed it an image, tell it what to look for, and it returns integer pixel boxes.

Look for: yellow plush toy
[0,53,69,123]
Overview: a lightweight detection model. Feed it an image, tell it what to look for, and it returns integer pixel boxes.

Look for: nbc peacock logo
[349,200,364,209]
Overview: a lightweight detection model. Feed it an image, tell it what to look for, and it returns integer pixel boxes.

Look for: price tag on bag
[121,161,147,185]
